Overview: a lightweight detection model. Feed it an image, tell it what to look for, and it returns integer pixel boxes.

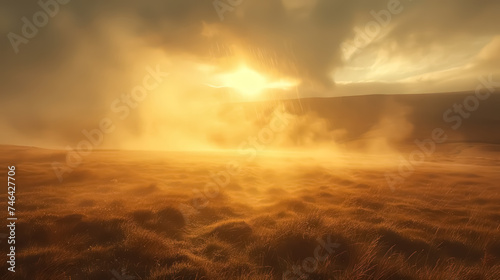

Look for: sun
[222,67,268,95]
[207,66,297,96]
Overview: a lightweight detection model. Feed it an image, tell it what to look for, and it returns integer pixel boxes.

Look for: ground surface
[0,144,499,280]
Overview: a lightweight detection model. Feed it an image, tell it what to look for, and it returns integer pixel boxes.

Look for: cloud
[0,0,499,148]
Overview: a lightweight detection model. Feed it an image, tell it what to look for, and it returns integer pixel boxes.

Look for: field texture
[0,145,499,280]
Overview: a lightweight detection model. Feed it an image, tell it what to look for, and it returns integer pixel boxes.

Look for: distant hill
[234,91,500,146]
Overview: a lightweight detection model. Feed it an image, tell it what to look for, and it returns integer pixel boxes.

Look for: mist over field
[2,92,500,280]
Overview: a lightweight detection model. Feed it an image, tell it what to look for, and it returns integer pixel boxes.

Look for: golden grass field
[0,142,499,280]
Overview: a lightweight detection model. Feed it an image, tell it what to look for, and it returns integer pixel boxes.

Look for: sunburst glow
[207,66,297,96]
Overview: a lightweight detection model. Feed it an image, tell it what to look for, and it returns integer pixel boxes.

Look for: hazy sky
[1,0,499,149]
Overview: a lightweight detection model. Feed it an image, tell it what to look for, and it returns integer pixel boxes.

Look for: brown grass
[0,145,499,279]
